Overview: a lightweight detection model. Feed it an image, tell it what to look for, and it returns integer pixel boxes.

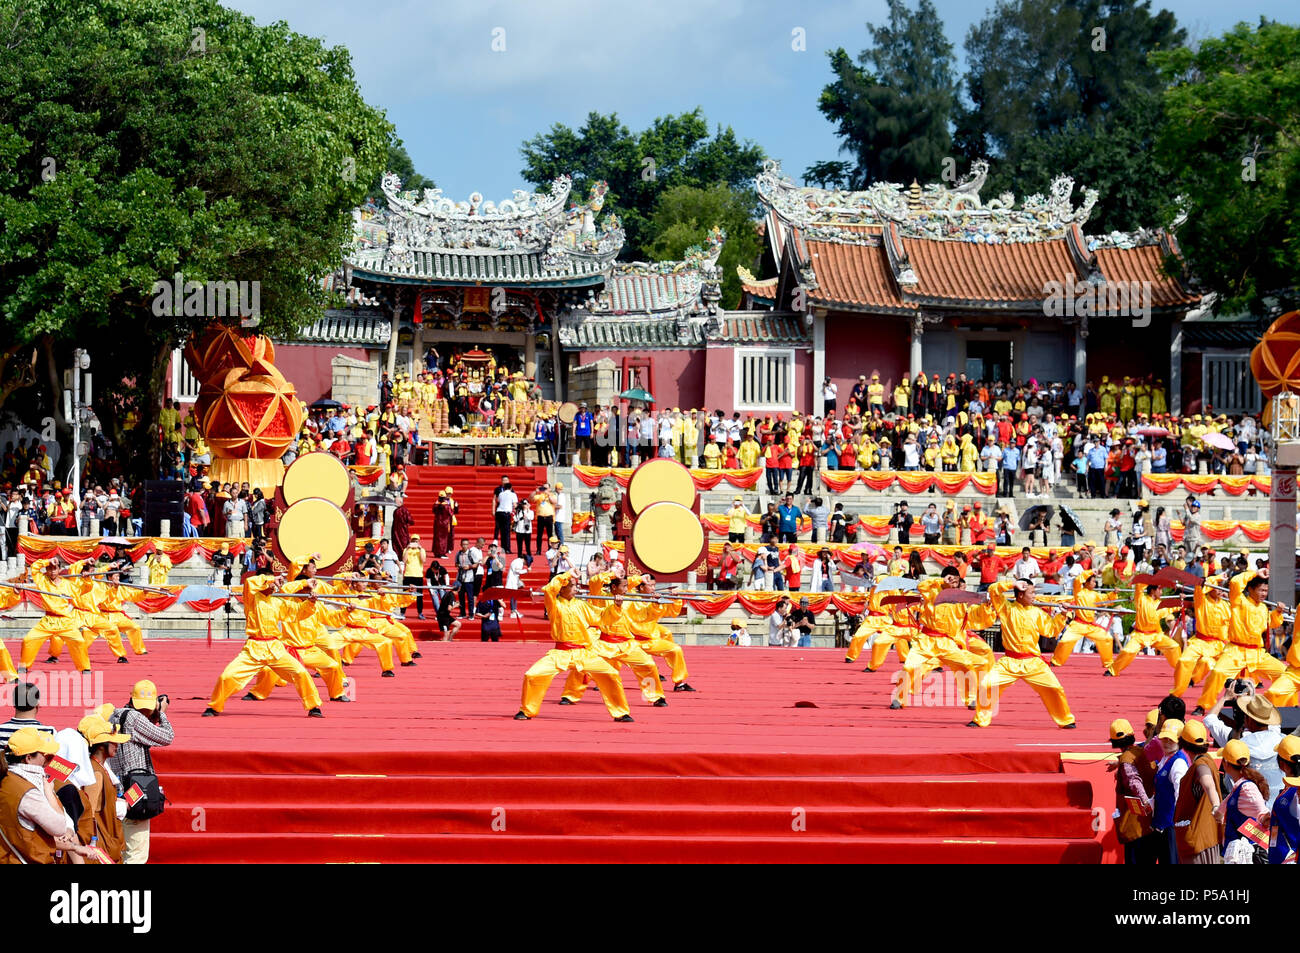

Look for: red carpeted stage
[23,637,1186,863]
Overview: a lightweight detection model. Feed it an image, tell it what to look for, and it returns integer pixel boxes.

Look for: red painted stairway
[399,465,554,641]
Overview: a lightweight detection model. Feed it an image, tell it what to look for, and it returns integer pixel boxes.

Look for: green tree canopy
[1152,20,1300,314]
[808,0,957,187]
[643,183,762,309]
[519,109,764,256]
[0,0,391,477]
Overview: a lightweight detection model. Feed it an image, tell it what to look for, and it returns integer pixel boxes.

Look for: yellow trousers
[50,618,127,662]
[340,624,413,664]
[339,626,395,671]
[635,636,688,685]
[0,642,16,680]
[21,616,91,670]
[249,645,344,701]
[1265,666,1300,707]
[1171,637,1225,704]
[1201,645,1286,701]
[973,655,1075,728]
[520,648,630,719]
[1052,620,1115,669]
[208,639,321,712]
[1111,629,1181,675]
[966,635,995,668]
[846,618,901,663]
[895,638,989,707]
[561,640,664,703]
[848,623,911,669]
[107,613,146,654]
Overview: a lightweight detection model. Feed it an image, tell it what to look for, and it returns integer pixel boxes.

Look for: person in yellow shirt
[1110,581,1181,675]
[1050,570,1119,672]
[0,586,21,680]
[628,574,694,691]
[1264,625,1300,708]
[702,441,721,469]
[1098,376,1117,416]
[401,536,427,618]
[324,577,398,674]
[559,573,666,707]
[845,572,912,669]
[939,434,959,471]
[971,580,1075,728]
[867,373,884,412]
[958,433,978,472]
[738,434,760,470]
[1198,570,1286,704]
[244,570,349,704]
[890,570,993,710]
[515,571,633,721]
[19,558,92,672]
[202,572,323,717]
[725,497,748,543]
[147,552,172,587]
[1170,575,1228,708]
[47,564,134,665]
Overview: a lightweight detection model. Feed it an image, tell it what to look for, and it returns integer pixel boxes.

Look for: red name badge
[1238,817,1270,850]
[124,783,144,807]
[45,756,76,783]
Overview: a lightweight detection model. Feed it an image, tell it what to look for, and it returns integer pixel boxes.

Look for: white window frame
[734,347,795,412]
[170,347,202,402]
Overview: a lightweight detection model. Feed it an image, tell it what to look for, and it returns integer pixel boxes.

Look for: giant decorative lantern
[1250,311,1300,398]
[1249,311,1300,610]
[183,325,304,489]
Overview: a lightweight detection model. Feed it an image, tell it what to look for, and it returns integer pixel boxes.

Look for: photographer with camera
[1205,683,1285,808]
[110,679,174,864]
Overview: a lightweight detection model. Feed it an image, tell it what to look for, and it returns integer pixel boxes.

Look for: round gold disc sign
[627,458,696,514]
[630,502,705,575]
[282,451,351,508]
[276,497,352,568]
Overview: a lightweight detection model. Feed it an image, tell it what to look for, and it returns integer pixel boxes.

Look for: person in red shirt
[968,502,989,543]
[776,441,794,494]
[795,438,817,494]
[839,439,857,470]
[973,542,1007,591]
[723,442,739,469]
[716,543,742,590]
[764,442,780,495]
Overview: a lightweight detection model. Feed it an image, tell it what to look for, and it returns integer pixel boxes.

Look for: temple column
[909,314,924,377]
[1169,320,1183,417]
[525,332,536,380]
[811,308,825,414]
[1073,318,1088,388]
[385,304,403,380]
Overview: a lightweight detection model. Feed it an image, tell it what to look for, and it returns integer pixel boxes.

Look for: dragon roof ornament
[756,159,1099,245]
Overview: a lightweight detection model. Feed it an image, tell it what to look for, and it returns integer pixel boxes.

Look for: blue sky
[228,0,1295,200]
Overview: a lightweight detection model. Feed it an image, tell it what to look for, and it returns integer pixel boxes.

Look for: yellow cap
[77,715,130,746]
[1157,718,1184,742]
[1109,718,1135,741]
[6,725,60,757]
[131,679,158,712]
[1222,739,1251,768]
[1278,735,1300,769]
[1180,719,1208,747]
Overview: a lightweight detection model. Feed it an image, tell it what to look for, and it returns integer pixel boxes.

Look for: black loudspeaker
[142,479,185,537]
[1278,707,1300,734]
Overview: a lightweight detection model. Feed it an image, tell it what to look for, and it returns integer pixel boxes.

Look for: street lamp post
[68,348,91,502]
[1267,391,1300,612]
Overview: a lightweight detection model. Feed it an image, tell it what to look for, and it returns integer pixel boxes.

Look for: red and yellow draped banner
[668,590,871,617]
[571,513,594,534]
[1172,520,1270,543]
[350,465,385,486]
[1142,474,1269,496]
[573,466,762,490]
[18,586,230,616]
[820,470,996,495]
[19,535,248,564]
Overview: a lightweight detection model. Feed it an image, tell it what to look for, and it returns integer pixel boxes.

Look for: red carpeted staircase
[400,465,553,641]
[150,749,1100,863]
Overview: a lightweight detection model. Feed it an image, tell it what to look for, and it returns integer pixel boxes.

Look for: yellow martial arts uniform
[1264,638,1300,708]
[1110,586,1181,675]
[20,561,92,671]
[206,574,321,714]
[98,583,148,655]
[518,574,630,720]
[63,572,128,661]
[247,580,346,701]
[0,588,20,679]
[1051,575,1118,670]
[147,553,172,587]
[625,594,690,686]
[972,582,1074,728]
[322,583,397,672]
[1171,580,1228,706]
[846,581,912,668]
[1200,573,1286,701]
[893,579,992,707]
[560,575,665,704]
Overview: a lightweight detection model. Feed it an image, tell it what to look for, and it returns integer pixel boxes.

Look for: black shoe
[1192,706,1205,716]
[44,656,57,663]
[652,698,669,707]
[1061,723,1077,729]
[202,708,219,717]
[844,657,853,663]
[558,697,575,705]
[417,614,425,620]
[241,693,261,702]
[330,695,352,702]
[862,666,876,673]
[513,711,531,720]
[889,699,902,710]
[381,670,396,678]
[1102,669,1114,677]
[613,714,635,722]
[307,707,324,718]
[401,661,416,667]
[342,661,352,667]
[673,682,696,692]
[411,652,422,659]
[116,656,129,664]
[966,720,980,727]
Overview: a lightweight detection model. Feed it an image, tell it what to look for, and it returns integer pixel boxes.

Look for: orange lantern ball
[183,325,276,387]
[201,362,305,459]
[1250,310,1300,398]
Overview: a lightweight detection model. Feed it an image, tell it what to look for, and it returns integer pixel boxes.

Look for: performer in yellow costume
[147,552,172,587]
[319,577,396,675]
[0,585,20,680]
[846,574,912,670]
[971,580,1075,728]
[1050,570,1118,672]
[1110,581,1181,675]
[559,573,666,707]
[19,558,92,672]
[1264,630,1300,708]
[890,569,993,710]
[1171,576,1228,708]
[1199,570,1286,703]
[99,571,148,656]
[515,572,633,721]
[46,563,130,664]
[244,566,348,704]
[202,572,323,717]
[628,574,694,691]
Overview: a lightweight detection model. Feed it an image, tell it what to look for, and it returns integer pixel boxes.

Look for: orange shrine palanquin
[183,326,305,489]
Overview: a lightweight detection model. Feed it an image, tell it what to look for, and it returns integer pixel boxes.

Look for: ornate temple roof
[292,310,392,347]
[345,173,623,287]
